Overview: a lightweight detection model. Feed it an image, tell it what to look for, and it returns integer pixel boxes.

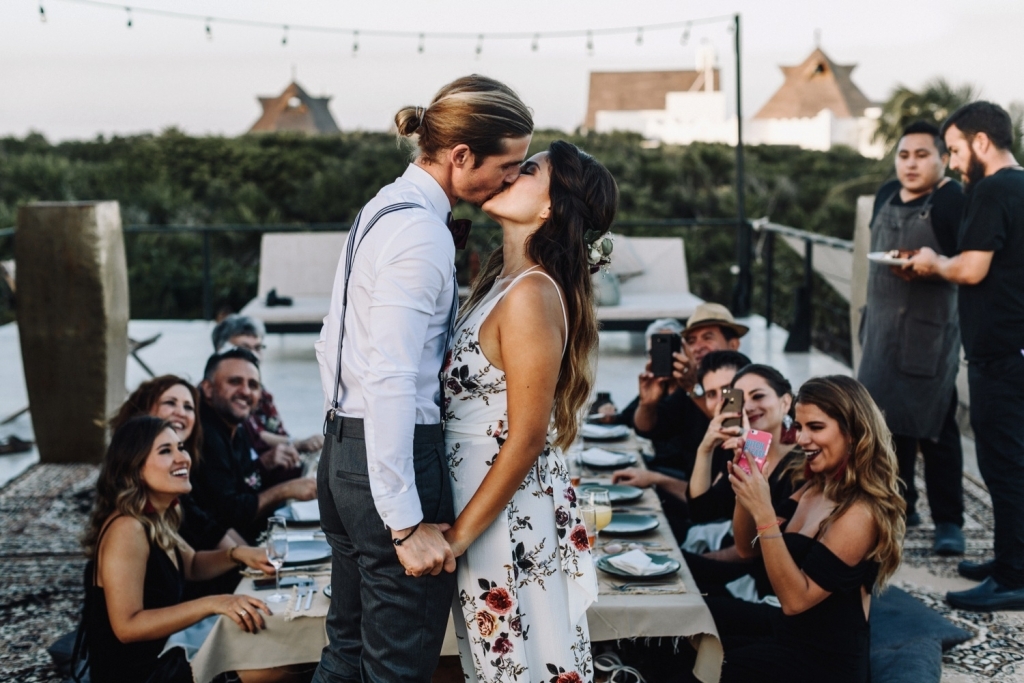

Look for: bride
[442,140,618,682]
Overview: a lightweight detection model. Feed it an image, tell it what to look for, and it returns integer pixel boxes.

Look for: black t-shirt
[631,389,710,479]
[957,167,1024,362]
[871,178,966,256]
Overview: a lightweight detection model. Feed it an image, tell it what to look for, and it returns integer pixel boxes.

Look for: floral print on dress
[445,272,598,683]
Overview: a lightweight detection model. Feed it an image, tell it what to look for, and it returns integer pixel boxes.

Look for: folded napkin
[289,499,321,522]
[607,549,662,576]
[581,447,630,466]
[580,424,629,439]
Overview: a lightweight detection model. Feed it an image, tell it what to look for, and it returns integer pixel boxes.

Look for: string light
[205,18,212,40]
[417,32,424,54]
[530,33,539,51]
[39,2,46,22]
[352,30,359,56]
[281,24,288,46]
[125,6,131,28]
[635,27,643,46]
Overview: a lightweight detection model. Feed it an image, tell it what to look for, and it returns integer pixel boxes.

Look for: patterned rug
[0,461,1019,682]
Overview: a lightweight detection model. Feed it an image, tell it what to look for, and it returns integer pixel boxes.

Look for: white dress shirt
[315,164,456,530]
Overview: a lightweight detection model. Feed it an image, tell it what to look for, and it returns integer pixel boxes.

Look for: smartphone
[253,576,307,590]
[720,387,744,429]
[738,429,772,474]
[650,333,681,377]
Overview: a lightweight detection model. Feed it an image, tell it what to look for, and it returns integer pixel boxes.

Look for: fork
[612,581,680,591]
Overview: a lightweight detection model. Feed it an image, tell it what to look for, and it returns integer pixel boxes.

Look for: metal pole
[764,230,774,328]
[731,12,752,317]
[201,230,212,321]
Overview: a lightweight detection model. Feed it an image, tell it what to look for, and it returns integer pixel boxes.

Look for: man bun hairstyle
[941,101,1015,151]
[902,120,948,156]
[395,75,534,166]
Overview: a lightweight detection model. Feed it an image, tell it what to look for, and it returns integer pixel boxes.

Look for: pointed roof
[248,82,340,134]
[754,48,873,120]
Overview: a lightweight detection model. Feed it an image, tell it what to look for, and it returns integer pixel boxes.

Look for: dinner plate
[323,584,332,599]
[273,501,321,525]
[867,251,910,266]
[580,424,631,441]
[577,482,644,503]
[596,553,680,579]
[580,449,636,468]
[282,539,332,567]
[602,513,660,535]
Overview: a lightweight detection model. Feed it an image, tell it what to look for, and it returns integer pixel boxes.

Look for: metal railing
[752,218,854,354]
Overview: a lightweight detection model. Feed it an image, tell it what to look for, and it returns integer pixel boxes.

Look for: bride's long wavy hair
[464,140,618,449]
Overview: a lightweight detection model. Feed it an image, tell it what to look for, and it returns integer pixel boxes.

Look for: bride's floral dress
[443,268,599,683]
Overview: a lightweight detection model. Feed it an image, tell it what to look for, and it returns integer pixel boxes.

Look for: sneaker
[946,577,1024,612]
[958,559,995,582]
[933,523,965,556]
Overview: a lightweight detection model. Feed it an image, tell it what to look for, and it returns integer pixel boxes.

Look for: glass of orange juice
[589,488,613,535]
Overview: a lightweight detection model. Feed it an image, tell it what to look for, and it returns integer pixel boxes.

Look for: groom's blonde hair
[395,75,533,167]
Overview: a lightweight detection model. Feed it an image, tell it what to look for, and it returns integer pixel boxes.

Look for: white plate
[868,251,910,266]
[580,448,636,468]
[580,424,631,441]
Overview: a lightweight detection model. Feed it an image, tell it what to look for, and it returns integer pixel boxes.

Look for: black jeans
[969,353,1024,589]
[892,388,964,526]
[312,418,456,683]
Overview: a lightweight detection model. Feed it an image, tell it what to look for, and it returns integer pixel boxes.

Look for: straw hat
[683,302,749,338]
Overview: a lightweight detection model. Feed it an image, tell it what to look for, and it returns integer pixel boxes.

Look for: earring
[783,414,793,430]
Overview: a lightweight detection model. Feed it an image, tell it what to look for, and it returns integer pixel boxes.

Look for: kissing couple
[313,74,618,683]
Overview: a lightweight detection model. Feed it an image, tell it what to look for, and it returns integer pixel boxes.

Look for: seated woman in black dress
[79,416,309,683]
[719,375,905,683]
[683,364,803,595]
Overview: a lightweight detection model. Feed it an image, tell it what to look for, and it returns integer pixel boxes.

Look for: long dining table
[175,433,723,683]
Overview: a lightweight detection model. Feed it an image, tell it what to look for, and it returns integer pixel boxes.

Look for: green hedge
[0,129,888,360]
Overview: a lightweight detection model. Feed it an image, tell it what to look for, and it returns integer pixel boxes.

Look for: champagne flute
[589,489,613,541]
[265,516,289,603]
[580,500,598,550]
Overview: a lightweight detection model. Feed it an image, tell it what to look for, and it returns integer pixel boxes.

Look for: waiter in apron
[858,121,967,555]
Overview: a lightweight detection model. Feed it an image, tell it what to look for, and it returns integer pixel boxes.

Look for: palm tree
[874,78,977,153]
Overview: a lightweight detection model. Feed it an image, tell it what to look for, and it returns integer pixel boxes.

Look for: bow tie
[446,213,472,250]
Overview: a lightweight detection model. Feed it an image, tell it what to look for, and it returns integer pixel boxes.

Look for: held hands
[232,546,277,574]
[260,443,302,471]
[727,452,774,523]
[393,523,457,577]
[671,350,697,394]
[211,594,271,634]
[637,360,673,405]
[699,409,744,457]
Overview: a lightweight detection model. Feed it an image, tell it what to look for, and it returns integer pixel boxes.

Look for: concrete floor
[1,315,978,484]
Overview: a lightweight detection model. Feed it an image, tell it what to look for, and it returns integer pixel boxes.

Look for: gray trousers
[312,417,456,683]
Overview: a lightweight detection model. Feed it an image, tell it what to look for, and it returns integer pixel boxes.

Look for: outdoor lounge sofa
[241,232,703,333]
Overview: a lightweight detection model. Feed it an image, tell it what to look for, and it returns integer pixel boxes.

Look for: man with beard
[190,348,317,544]
[858,121,967,555]
[909,101,1024,611]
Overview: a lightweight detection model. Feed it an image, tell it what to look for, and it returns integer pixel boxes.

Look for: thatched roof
[584,69,720,130]
[248,82,340,134]
[754,48,873,120]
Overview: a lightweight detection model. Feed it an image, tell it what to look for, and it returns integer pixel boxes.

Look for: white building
[587,46,883,158]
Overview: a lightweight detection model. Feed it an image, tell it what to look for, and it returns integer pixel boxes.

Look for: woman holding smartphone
[718,376,905,683]
[78,416,309,683]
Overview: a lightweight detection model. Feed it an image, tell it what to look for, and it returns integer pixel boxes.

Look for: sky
[1,0,1023,141]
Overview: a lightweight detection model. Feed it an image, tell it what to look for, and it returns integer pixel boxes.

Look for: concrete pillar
[849,195,873,373]
[15,202,129,463]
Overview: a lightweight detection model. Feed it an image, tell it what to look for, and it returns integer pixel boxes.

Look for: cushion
[607,234,645,282]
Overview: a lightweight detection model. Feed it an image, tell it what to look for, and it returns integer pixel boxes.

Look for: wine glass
[579,500,598,551]
[265,516,289,603]
[588,488,613,542]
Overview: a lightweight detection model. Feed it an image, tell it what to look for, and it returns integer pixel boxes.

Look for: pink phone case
[738,429,772,474]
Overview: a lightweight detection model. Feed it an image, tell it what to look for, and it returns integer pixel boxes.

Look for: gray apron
[857,186,960,440]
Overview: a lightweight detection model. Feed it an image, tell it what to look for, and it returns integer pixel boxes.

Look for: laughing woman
[78,416,309,683]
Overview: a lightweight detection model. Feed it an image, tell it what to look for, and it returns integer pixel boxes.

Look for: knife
[304,587,317,610]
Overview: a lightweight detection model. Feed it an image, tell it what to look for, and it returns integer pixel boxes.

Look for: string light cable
[43,0,735,52]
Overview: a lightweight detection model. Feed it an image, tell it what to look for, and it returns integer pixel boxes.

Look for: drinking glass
[589,488,613,538]
[579,500,598,551]
[265,516,289,603]
[567,434,585,488]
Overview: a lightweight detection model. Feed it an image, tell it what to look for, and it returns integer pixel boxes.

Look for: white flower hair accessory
[586,230,614,273]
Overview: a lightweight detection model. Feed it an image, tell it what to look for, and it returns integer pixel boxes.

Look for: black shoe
[946,577,1024,612]
[265,288,293,307]
[933,523,965,556]
[958,559,996,581]
[906,512,922,528]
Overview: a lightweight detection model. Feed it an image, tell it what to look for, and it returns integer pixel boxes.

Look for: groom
[313,75,534,682]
